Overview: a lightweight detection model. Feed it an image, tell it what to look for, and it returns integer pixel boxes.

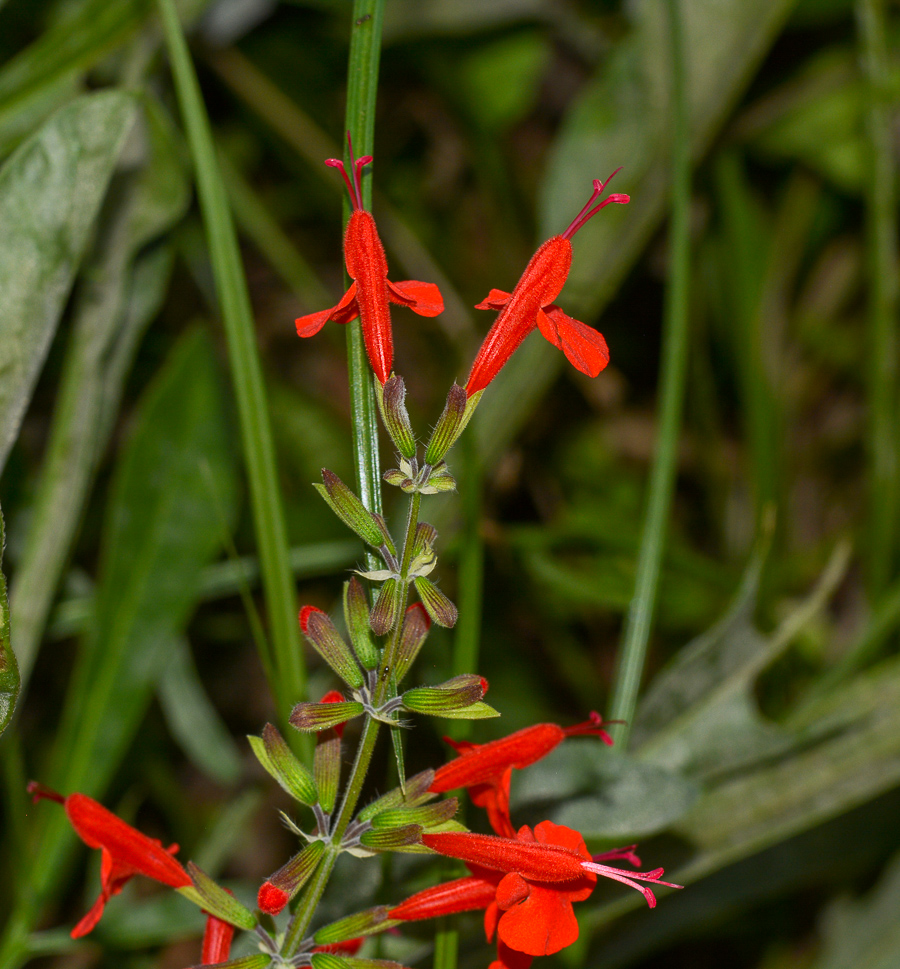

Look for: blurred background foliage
[1,0,900,967]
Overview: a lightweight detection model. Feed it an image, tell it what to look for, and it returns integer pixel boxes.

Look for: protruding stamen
[26,780,65,805]
[562,710,622,745]
[323,132,373,211]
[581,860,682,908]
[561,169,630,240]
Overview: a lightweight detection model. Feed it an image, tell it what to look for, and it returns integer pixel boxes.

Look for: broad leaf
[0,90,136,474]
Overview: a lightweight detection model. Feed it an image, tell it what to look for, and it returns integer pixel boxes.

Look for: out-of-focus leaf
[10,93,189,684]
[456,32,550,132]
[475,0,797,459]
[158,636,243,785]
[0,0,148,153]
[8,328,238,957]
[0,90,136,474]
[636,542,849,777]
[812,850,900,969]
[0,504,20,737]
[383,0,550,40]
[514,741,699,841]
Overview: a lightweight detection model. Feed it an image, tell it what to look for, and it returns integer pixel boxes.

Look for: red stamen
[580,860,682,908]
[562,711,623,746]
[561,170,629,240]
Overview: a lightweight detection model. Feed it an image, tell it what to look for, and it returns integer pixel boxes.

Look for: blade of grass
[155,0,306,725]
[608,0,691,750]
[857,0,899,596]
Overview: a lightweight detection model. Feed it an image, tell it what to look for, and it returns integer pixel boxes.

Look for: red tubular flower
[465,172,629,396]
[430,714,614,837]
[28,782,191,938]
[295,135,444,384]
[201,914,235,964]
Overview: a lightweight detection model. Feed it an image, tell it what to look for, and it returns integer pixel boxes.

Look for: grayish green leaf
[159,636,243,785]
[0,90,137,474]
[10,93,188,684]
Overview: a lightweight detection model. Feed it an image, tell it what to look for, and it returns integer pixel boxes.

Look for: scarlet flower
[465,172,629,396]
[201,913,235,964]
[430,714,614,837]
[391,821,680,967]
[295,135,444,384]
[28,782,191,938]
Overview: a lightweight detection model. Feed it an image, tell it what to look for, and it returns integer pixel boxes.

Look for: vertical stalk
[608,0,691,749]
[344,0,386,557]
[857,0,899,596]
[156,0,306,726]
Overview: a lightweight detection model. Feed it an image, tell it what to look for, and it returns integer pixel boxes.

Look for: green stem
[857,0,899,596]
[608,0,691,750]
[155,0,306,728]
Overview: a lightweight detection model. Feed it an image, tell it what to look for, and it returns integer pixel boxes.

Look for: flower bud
[300,606,365,688]
[314,690,346,813]
[377,376,417,459]
[180,863,257,929]
[257,841,326,915]
[402,675,488,717]
[392,603,431,683]
[419,464,456,494]
[357,769,436,822]
[413,577,458,627]
[290,698,364,732]
[247,723,318,806]
[343,578,379,670]
[383,468,412,490]
[370,798,458,831]
[313,906,397,945]
[370,578,402,636]
[358,824,422,851]
[315,470,388,549]
[424,384,470,464]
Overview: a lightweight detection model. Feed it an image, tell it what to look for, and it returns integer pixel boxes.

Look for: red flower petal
[201,914,235,964]
[489,939,534,969]
[389,874,499,921]
[474,289,513,311]
[387,279,444,317]
[422,832,587,884]
[295,283,360,337]
[496,882,581,956]
[536,306,609,377]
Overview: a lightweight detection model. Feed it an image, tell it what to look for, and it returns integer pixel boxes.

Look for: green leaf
[0,89,137,475]
[10,93,189,684]
[11,327,238,944]
[0,504,20,737]
[514,741,699,841]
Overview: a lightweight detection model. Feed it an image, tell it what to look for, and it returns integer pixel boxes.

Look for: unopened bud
[413,577,458,627]
[180,863,256,929]
[248,723,318,806]
[315,470,386,548]
[343,578,379,669]
[419,464,456,494]
[425,384,468,464]
[257,841,326,914]
[378,376,417,459]
[299,606,364,688]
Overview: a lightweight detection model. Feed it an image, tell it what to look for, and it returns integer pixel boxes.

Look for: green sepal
[413,577,458,628]
[343,577,379,669]
[370,578,402,636]
[419,464,456,494]
[357,769,436,822]
[377,375,417,459]
[313,958,410,969]
[401,675,485,715]
[312,906,398,944]
[424,384,468,464]
[370,798,458,830]
[358,823,422,851]
[179,863,256,929]
[429,701,500,720]
[186,956,272,969]
[248,724,318,805]
[300,606,365,688]
[383,468,410,489]
[260,840,325,906]
[407,523,437,578]
[314,712,343,813]
[290,699,364,732]
[315,471,386,548]
[392,604,431,683]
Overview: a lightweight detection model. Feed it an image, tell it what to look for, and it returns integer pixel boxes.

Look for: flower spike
[465,174,629,396]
